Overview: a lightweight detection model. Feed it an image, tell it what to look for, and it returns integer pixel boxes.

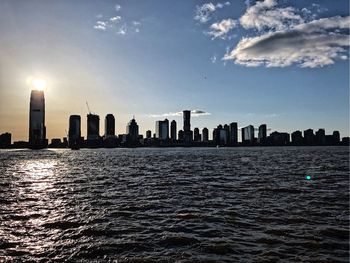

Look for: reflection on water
[0,147,349,262]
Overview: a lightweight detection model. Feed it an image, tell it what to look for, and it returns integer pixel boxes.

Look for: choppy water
[0,147,349,262]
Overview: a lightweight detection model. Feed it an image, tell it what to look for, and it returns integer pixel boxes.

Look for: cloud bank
[224,16,350,68]
[148,110,211,118]
[240,0,303,31]
[196,0,349,68]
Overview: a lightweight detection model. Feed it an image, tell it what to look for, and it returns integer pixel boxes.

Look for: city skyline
[0,0,349,141]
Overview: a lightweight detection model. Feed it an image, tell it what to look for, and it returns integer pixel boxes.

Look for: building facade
[258,124,267,144]
[105,114,115,138]
[87,114,100,140]
[202,128,209,142]
[68,115,81,147]
[156,119,169,140]
[229,122,238,145]
[29,90,47,149]
[127,118,139,143]
[170,120,177,141]
[242,125,255,143]
[183,110,192,143]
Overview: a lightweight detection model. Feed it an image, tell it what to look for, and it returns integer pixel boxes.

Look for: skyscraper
[202,128,209,142]
[303,129,314,145]
[87,114,100,140]
[170,120,177,141]
[333,131,340,144]
[146,130,152,139]
[127,118,139,143]
[68,115,81,147]
[242,125,254,143]
[105,114,115,138]
[258,124,267,144]
[156,119,169,140]
[183,110,192,144]
[229,122,238,145]
[29,90,47,149]
[224,124,230,143]
[315,128,326,145]
[193,128,201,141]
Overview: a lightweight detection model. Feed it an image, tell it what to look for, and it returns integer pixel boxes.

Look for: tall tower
[29,90,47,149]
[87,114,100,140]
[156,119,169,140]
[68,115,81,147]
[170,120,177,141]
[126,118,139,143]
[105,114,115,138]
[183,110,192,144]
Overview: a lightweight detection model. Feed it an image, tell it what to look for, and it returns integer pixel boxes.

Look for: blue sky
[0,0,349,141]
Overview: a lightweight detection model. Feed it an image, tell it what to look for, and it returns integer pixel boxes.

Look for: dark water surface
[0,147,349,262]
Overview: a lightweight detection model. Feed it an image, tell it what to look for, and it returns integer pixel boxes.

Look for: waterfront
[0,147,349,262]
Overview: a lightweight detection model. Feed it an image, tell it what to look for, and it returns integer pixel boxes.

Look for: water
[0,147,349,262]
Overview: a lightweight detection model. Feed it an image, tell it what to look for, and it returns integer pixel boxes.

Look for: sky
[0,0,349,142]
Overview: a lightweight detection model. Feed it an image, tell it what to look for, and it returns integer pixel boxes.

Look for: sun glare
[31,78,47,91]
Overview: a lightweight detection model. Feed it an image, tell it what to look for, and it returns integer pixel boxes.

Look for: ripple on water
[0,147,348,262]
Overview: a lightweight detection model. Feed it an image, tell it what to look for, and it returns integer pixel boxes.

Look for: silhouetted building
[258,124,267,144]
[50,138,63,148]
[229,122,238,145]
[342,137,350,145]
[304,129,314,145]
[126,118,139,143]
[224,124,230,143]
[170,120,177,141]
[268,131,290,146]
[214,125,227,145]
[194,128,201,141]
[68,115,81,147]
[291,130,303,145]
[87,114,100,140]
[242,125,254,143]
[29,90,47,149]
[105,114,115,138]
[0,132,11,148]
[178,130,184,140]
[156,119,169,140]
[202,128,209,142]
[333,131,340,144]
[183,110,192,144]
[146,130,152,139]
[315,128,326,145]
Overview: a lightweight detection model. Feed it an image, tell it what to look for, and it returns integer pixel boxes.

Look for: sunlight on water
[0,147,348,262]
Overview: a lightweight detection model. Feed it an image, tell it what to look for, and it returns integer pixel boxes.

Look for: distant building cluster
[0,89,349,149]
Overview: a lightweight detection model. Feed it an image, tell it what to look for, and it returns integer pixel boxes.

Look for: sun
[31,78,47,91]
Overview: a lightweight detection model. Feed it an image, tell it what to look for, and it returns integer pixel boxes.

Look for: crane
[86,101,94,115]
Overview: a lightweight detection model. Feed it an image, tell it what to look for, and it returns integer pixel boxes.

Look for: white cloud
[211,55,217,63]
[239,0,304,31]
[115,4,121,11]
[148,110,211,118]
[93,21,107,31]
[208,18,237,39]
[224,16,350,68]
[194,2,230,23]
[110,16,121,22]
[117,24,127,35]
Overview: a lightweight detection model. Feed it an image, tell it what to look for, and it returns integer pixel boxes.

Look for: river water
[0,147,349,262]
